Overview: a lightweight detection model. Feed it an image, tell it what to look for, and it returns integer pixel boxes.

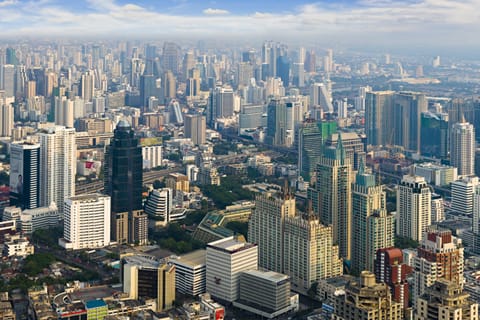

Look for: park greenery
[202,175,254,209]
[150,223,205,254]
[32,226,63,249]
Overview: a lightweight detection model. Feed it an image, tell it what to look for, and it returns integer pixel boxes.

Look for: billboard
[9,146,24,198]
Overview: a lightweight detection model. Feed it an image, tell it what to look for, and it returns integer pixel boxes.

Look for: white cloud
[203,8,230,15]
[0,0,477,51]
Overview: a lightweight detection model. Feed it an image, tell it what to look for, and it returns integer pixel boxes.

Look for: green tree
[22,253,56,276]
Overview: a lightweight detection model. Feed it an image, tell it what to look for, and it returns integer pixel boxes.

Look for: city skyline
[0,0,478,55]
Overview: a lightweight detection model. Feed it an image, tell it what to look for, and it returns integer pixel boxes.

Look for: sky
[0,0,478,53]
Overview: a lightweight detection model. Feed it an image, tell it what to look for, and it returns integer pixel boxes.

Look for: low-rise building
[170,250,207,296]
[2,234,34,257]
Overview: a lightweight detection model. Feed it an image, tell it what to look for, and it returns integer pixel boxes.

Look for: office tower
[234,270,298,318]
[415,280,478,320]
[186,68,201,99]
[451,119,475,177]
[60,194,111,250]
[130,58,144,88]
[432,55,441,68]
[206,236,258,302]
[236,62,254,88]
[305,50,316,73]
[211,86,234,119]
[324,131,366,171]
[54,96,74,128]
[431,193,445,223]
[283,211,343,290]
[365,91,395,146]
[451,176,479,215]
[162,42,179,75]
[298,120,337,181]
[266,99,287,146]
[0,104,13,137]
[170,250,206,296]
[122,256,175,312]
[262,41,278,78]
[412,228,464,304]
[38,126,76,214]
[292,62,305,87]
[351,163,394,273]
[392,92,427,153]
[310,83,333,113]
[276,55,290,86]
[238,104,264,133]
[9,142,40,210]
[81,70,95,102]
[396,175,431,242]
[104,120,147,245]
[310,138,353,260]
[375,248,411,309]
[139,74,157,109]
[332,271,403,320]
[5,48,17,65]
[2,65,15,97]
[144,188,173,223]
[249,190,295,273]
[142,145,162,169]
[162,70,176,101]
[183,51,195,77]
[473,186,480,234]
[165,173,189,196]
[184,114,206,145]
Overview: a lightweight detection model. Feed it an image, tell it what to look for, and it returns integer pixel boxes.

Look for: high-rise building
[162,70,176,102]
[206,236,258,302]
[415,280,478,320]
[351,163,394,273]
[396,175,431,242]
[309,138,353,260]
[2,64,15,97]
[162,42,179,75]
[305,50,316,73]
[420,112,449,159]
[451,119,475,177]
[144,188,173,223]
[249,190,296,273]
[213,86,235,119]
[375,247,412,309]
[54,96,74,128]
[81,70,95,102]
[412,228,464,305]
[122,255,176,312]
[38,126,76,214]
[324,131,366,171]
[0,103,13,137]
[283,212,343,291]
[104,120,147,245]
[297,119,337,181]
[310,83,333,113]
[473,185,480,234]
[266,99,287,146]
[332,271,404,320]
[170,250,206,296]
[365,91,395,146]
[9,142,40,210]
[451,176,479,215]
[60,194,111,250]
[184,114,206,145]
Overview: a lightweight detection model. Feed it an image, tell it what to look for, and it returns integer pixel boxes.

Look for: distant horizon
[0,0,478,58]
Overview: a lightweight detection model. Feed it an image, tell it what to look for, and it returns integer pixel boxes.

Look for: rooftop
[242,270,288,283]
[172,249,206,268]
[207,236,256,253]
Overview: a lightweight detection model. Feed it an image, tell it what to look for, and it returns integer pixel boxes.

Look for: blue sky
[0,0,477,51]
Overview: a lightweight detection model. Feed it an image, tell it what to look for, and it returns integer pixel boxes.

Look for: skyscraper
[375,247,411,310]
[266,99,287,146]
[396,175,431,242]
[310,138,353,260]
[60,194,111,250]
[310,83,333,113]
[2,64,15,97]
[351,162,394,273]
[451,176,479,215]
[104,120,147,245]
[0,104,13,137]
[450,119,475,177]
[162,42,179,75]
[9,142,40,210]
[297,119,337,181]
[365,91,394,146]
[413,228,464,305]
[184,114,206,146]
[38,126,76,214]
[81,70,95,102]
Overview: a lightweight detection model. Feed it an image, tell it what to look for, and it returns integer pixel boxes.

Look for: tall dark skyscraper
[9,142,40,210]
[105,120,147,245]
